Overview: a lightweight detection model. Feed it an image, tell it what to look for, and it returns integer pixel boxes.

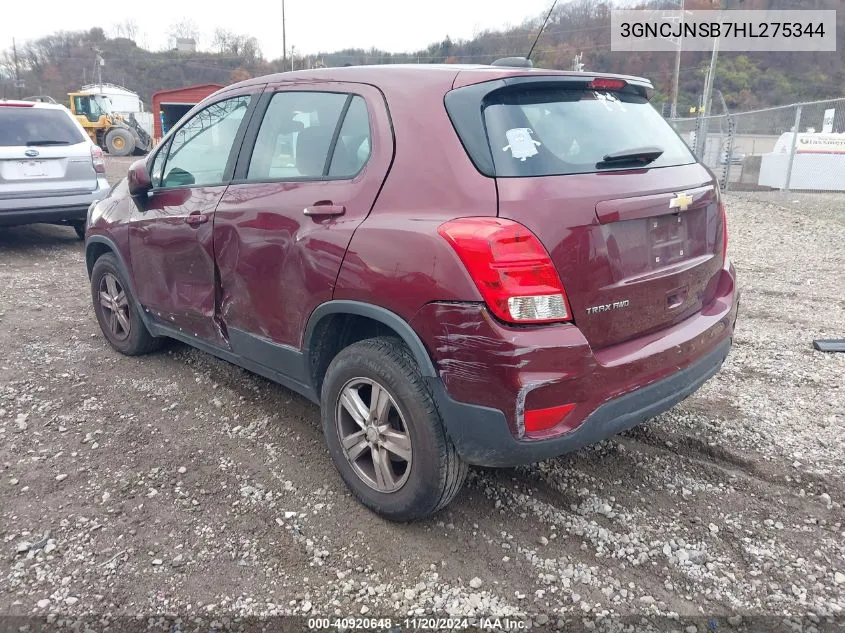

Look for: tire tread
[322,336,467,521]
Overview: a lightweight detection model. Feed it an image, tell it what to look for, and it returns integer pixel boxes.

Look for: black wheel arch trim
[86,245,435,378]
[85,235,154,332]
[84,250,437,393]
[303,301,437,378]
[86,235,127,279]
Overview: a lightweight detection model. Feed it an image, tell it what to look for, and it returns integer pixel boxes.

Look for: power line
[473,23,613,40]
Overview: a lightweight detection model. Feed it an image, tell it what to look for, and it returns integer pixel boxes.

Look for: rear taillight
[91,145,105,174]
[437,218,572,324]
[720,200,728,257]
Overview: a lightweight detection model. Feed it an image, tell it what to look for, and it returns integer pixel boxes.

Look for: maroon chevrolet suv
[84,62,738,521]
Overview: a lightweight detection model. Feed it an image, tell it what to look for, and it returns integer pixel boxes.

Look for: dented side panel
[213,82,394,350]
[213,179,372,347]
[128,185,228,345]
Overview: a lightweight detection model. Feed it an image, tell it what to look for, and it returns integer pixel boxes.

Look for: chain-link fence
[667,98,845,192]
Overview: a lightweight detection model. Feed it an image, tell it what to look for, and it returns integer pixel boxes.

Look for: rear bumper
[429,336,731,467]
[0,177,110,226]
[413,262,739,467]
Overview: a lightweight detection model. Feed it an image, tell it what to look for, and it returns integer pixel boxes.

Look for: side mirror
[127,159,152,196]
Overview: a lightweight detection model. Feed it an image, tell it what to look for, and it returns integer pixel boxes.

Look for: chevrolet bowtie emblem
[669,192,694,212]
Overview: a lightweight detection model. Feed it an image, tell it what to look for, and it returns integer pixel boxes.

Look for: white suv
[0,100,110,238]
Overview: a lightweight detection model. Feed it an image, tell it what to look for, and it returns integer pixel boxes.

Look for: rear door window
[0,107,86,147]
[328,96,371,178]
[483,87,696,177]
[246,91,371,181]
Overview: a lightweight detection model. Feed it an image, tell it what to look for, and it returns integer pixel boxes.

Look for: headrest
[295,126,334,177]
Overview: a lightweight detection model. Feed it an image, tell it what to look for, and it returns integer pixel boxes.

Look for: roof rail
[21,95,59,104]
[491,57,534,68]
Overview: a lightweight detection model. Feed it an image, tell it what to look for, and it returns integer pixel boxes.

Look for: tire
[104,128,135,156]
[90,253,162,356]
[321,337,468,521]
[71,221,85,241]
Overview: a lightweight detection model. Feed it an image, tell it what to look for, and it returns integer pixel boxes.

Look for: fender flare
[85,235,126,278]
[85,235,153,331]
[303,300,437,377]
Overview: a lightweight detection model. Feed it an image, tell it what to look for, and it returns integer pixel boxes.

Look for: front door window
[158,96,252,187]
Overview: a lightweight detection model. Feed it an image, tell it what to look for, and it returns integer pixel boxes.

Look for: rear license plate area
[19,160,48,178]
[649,213,688,266]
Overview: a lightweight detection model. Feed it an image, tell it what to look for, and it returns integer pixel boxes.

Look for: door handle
[303,202,345,217]
[185,212,209,226]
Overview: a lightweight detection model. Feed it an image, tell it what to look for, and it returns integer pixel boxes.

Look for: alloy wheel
[335,377,412,493]
[98,272,131,341]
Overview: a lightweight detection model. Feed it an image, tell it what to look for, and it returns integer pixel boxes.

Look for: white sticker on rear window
[595,92,628,113]
[503,128,541,161]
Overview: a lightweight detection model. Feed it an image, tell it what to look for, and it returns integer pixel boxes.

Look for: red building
[151,83,224,140]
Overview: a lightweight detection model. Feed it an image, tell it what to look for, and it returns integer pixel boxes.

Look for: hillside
[1,0,842,114]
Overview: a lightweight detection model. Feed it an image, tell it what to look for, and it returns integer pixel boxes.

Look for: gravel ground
[0,158,843,631]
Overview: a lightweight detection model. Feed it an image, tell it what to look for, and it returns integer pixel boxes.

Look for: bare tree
[212,28,230,53]
[113,19,139,41]
[168,19,200,49]
[240,37,261,63]
[0,50,16,78]
[211,28,261,62]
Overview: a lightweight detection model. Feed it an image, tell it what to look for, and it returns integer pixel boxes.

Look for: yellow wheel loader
[68,92,152,156]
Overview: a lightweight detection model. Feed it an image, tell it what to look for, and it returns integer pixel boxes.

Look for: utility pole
[695,0,724,158]
[93,48,104,91]
[696,30,720,157]
[281,0,287,71]
[670,0,684,118]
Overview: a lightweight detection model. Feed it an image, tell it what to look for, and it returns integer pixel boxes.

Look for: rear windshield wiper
[597,146,664,168]
[26,140,71,146]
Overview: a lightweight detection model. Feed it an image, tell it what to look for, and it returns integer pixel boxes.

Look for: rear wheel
[90,253,162,356]
[321,337,467,521]
[104,128,135,156]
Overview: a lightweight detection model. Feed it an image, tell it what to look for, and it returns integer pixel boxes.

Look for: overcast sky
[4,0,553,59]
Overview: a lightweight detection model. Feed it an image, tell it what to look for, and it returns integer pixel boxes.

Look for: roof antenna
[526,0,559,62]
[491,0,558,68]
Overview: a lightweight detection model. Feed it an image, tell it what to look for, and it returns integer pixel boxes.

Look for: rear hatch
[448,75,726,350]
[0,105,98,199]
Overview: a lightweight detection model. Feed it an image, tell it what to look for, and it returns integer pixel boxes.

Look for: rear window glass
[483,88,695,177]
[0,107,86,147]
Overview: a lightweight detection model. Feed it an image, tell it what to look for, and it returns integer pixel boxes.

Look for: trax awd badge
[669,191,694,212]
[586,300,631,316]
